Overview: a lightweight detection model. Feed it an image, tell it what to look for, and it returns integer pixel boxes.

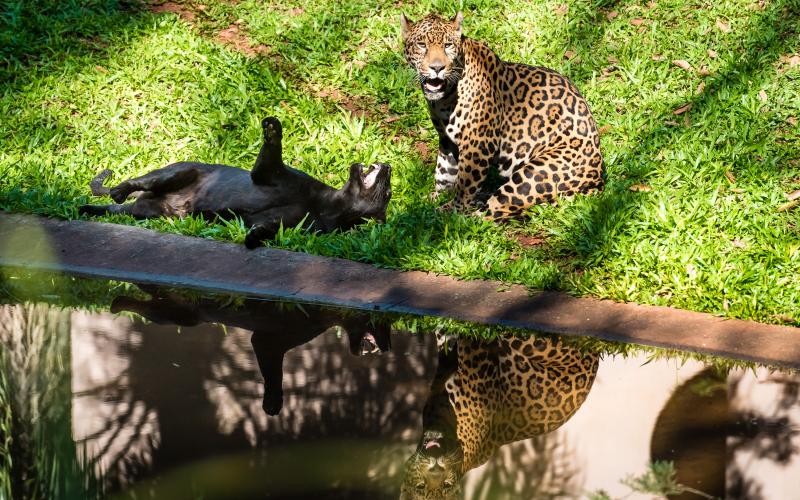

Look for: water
[1,279,799,499]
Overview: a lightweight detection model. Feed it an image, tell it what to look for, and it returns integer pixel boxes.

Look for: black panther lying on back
[80,117,392,249]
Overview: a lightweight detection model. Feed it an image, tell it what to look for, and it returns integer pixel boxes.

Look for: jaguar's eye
[416,42,426,50]
[415,483,426,490]
[445,42,455,49]
[444,480,455,488]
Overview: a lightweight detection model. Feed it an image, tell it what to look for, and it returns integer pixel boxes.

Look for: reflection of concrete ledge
[1,211,799,368]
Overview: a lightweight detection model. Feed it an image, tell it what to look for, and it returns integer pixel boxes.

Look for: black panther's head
[330,163,392,228]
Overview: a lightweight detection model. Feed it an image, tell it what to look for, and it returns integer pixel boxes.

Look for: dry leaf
[630,18,645,26]
[555,3,568,15]
[414,141,431,159]
[707,49,718,58]
[698,66,711,76]
[629,184,652,192]
[598,124,612,135]
[696,82,706,94]
[664,120,680,126]
[788,117,798,126]
[515,235,545,247]
[672,59,692,71]
[787,189,800,201]
[606,10,619,20]
[638,26,647,34]
[778,199,800,212]
[564,50,576,60]
[730,187,745,193]
[290,7,304,15]
[673,103,692,115]
[383,115,402,124]
[731,239,748,249]
[758,89,768,102]
[724,171,736,183]
[607,55,620,64]
[771,314,797,323]
[95,65,108,73]
[716,19,731,33]
[647,1,657,8]
[652,54,665,61]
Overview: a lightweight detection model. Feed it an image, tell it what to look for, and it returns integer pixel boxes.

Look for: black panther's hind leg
[109,164,199,203]
[250,117,284,185]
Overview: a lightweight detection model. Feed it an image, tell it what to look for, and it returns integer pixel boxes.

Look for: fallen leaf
[724,171,736,183]
[698,66,711,76]
[652,54,665,61]
[383,115,402,124]
[630,17,645,26]
[716,19,731,33]
[95,65,108,73]
[564,50,576,60]
[778,200,800,212]
[629,183,652,192]
[515,235,546,247]
[672,59,692,71]
[788,117,798,126]
[290,7,304,15]
[606,10,619,20]
[607,55,620,64]
[730,187,745,193]
[664,120,680,126]
[707,49,718,58]
[638,26,647,34]
[696,82,706,94]
[787,189,800,201]
[673,102,692,115]
[555,3,568,15]
[598,124,612,135]
[647,1,657,8]
[771,314,797,323]
[758,89,768,102]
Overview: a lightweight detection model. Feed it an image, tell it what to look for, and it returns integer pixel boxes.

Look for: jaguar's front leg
[432,136,459,200]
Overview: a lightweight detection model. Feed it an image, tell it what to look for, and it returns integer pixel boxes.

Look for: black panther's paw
[261,116,283,143]
[109,183,131,204]
[245,225,269,249]
[262,390,283,416]
[78,204,104,216]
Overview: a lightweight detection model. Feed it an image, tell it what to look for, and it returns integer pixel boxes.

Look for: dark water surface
[1,281,799,499]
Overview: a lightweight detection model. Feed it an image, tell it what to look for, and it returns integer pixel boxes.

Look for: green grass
[1,0,798,325]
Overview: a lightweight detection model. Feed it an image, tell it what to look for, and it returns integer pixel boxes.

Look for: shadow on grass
[546,0,799,270]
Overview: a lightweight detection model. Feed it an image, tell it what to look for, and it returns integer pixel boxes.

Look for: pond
[0,274,798,499]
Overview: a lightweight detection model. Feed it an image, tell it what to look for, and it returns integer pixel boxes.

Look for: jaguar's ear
[400,13,414,39]
[452,11,464,37]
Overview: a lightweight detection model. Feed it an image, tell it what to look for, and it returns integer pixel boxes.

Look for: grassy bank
[1,0,798,324]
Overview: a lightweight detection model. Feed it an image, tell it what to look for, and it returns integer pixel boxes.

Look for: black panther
[80,117,392,248]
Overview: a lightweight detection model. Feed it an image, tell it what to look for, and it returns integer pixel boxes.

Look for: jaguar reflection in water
[2,286,799,499]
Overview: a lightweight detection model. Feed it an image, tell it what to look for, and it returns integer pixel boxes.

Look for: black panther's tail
[89,169,113,196]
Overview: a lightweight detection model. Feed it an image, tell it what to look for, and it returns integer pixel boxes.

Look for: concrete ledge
[1,211,799,368]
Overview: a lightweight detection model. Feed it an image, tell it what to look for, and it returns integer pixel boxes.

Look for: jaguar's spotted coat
[401,12,604,221]
[400,336,599,499]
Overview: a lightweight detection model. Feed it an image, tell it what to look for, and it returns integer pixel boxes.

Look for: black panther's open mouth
[361,164,379,189]
[422,78,446,93]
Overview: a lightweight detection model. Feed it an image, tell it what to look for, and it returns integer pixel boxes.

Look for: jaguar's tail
[89,169,113,196]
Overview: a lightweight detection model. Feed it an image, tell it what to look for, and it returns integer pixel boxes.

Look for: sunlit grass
[0,0,798,324]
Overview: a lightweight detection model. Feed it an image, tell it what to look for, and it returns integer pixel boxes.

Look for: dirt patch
[149,1,197,21]
[313,86,396,123]
[216,24,270,57]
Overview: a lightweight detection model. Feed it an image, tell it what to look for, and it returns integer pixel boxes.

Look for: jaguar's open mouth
[422,78,445,93]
